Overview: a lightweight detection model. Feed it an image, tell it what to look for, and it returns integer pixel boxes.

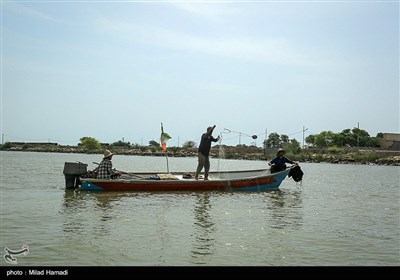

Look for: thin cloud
[170,2,239,20]
[3,2,60,23]
[97,17,335,68]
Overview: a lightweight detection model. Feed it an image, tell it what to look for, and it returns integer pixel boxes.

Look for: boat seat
[157,173,179,180]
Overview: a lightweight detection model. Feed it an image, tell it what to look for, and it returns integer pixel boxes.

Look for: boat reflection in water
[62,190,132,237]
[190,193,216,264]
[60,188,303,265]
[264,190,304,230]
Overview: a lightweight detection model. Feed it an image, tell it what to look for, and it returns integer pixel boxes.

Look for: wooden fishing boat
[78,168,290,191]
[63,162,302,192]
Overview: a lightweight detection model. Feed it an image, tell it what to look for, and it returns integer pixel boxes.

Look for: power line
[287,130,303,136]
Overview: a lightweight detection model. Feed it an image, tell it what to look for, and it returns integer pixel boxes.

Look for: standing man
[195,125,220,180]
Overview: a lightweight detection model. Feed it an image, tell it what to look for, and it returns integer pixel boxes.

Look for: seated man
[269,148,296,173]
[94,150,121,179]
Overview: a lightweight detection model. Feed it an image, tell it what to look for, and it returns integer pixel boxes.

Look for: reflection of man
[191,193,215,261]
[195,125,220,180]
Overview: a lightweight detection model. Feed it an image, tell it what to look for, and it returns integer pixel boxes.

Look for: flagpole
[161,122,171,173]
[165,152,169,173]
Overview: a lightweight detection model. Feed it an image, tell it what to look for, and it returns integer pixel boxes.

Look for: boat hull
[80,169,289,191]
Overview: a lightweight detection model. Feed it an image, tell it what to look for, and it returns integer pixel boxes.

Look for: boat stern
[63,162,88,189]
[80,180,104,191]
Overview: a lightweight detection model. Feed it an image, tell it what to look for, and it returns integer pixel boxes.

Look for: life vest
[288,165,304,182]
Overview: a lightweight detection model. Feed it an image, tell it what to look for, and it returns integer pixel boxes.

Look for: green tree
[286,139,301,154]
[352,128,370,138]
[131,143,141,149]
[332,133,345,147]
[369,137,380,147]
[341,129,352,136]
[80,137,101,151]
[149,140,159,147]
[339,129,355,146]
[112,140,131,147]
[280,134,289,144]
[1,142,12,149]
[308,128,378,148]
[351,127,370,147]
[305,135,316,146]
[265,132,281,148]
[350,128,370,147]
[314,131,335,148]
[182,140,196,148]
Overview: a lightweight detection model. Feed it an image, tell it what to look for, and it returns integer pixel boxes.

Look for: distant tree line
[261,128,382,153]
[305,128,381,148]
[79,128,382,152]
[262,132,301,154]
[79,137,198,152]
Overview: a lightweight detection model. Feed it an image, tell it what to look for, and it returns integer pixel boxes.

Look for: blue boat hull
[80,168,290,192]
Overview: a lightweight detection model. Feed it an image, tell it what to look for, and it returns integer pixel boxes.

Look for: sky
[1,0,399,147]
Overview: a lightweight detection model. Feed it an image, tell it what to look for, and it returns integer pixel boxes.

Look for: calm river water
[0,151,399,266]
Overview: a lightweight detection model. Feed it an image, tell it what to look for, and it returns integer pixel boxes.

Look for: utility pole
[302,126,308,149]
[2,134,4,145]
[357,122,360,148]
[264,128,268,155]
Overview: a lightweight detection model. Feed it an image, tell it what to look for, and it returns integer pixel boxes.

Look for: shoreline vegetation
[1,142,399,166]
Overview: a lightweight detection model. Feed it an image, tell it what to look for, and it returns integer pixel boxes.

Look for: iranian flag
[160,123,171,152]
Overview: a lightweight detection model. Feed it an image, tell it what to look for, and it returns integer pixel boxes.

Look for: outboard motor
[63,162,88,189]
[288,165,304,182]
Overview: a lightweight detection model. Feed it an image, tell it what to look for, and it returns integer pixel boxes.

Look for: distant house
[378,133,400,150]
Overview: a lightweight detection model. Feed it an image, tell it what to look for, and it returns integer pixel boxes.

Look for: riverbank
[1,142,399,166]
[3,152,399,266]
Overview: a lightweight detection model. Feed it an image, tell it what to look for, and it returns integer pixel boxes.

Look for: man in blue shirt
[269,148,296,173]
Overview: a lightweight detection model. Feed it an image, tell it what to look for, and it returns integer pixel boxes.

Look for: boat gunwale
[80,168,289,184]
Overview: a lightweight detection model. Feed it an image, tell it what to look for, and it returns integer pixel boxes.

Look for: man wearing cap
[268,148,296,173]
[195,125,220,180]
[96,150,120,179]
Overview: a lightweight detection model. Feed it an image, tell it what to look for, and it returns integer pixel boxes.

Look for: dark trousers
[271,164,286,173]
[196,152,210,178]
